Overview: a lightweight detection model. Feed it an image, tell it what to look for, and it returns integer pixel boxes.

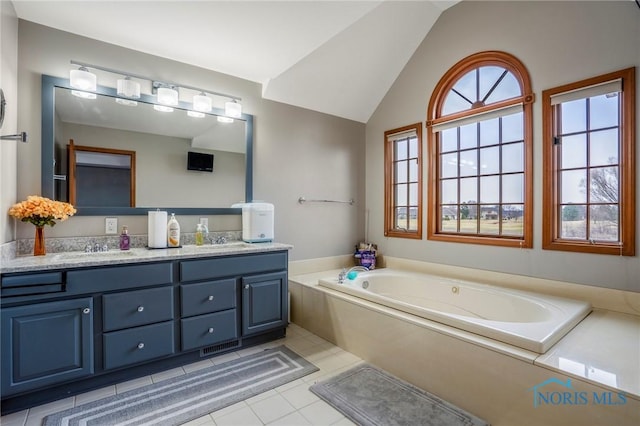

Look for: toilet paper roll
[148,211,168,248]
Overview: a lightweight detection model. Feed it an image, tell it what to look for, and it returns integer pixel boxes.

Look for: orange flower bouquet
[8,195,76,255]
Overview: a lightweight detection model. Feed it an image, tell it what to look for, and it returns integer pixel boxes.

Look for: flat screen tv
[187,151,214,172]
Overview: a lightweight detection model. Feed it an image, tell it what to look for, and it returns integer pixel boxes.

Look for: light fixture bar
[70,60,242,101]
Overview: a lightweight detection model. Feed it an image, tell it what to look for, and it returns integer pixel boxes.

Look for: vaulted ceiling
[11,0,458,123]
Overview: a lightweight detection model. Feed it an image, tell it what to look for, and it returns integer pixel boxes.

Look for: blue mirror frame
[41,75,253,215]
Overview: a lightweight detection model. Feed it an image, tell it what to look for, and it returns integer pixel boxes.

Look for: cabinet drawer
[103,286,174,332]
[181,310,237,351]
[181,279,236,317]
[180,251,287,282]
[103,321,175,370]
[1,272,64,297]
[67,262,173,293]
[2,272,63,287]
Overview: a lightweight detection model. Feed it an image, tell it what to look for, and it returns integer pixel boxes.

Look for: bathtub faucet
[338,266,369,284]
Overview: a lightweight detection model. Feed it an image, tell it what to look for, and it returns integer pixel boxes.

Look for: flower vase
[34,226,46,256]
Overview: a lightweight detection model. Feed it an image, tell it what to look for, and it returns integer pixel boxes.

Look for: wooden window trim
[384,123,423,239]
[426,51,534,248]
[542,67,636,256]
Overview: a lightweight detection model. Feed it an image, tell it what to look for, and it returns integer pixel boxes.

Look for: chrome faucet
[211,235,227,245]
[338,266,369,284]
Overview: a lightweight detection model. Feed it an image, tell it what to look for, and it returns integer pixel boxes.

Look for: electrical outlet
[105,217,118,234]
[199,217,209,229]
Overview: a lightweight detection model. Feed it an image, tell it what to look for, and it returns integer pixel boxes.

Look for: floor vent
[200,340,240,356]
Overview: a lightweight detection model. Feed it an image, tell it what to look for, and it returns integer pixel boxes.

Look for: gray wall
[366,0,640,291]
[13,20,365,260]
[1,1,18,244]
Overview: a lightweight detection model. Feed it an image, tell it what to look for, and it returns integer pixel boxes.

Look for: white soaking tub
[318,269,592,353]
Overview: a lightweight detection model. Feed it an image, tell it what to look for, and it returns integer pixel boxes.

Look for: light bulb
[157,87,178,106]
[117,77,141,98]
[154,104,174,112]
[224,100,242,118]
[193,93,212,112]
[71,90,97,99]
[70,67,97,91]
[115,98,138,106]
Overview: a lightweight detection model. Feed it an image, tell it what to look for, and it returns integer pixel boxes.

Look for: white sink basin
[51,250,138,261]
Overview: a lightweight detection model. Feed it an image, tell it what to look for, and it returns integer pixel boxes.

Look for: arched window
[426,51,534,247]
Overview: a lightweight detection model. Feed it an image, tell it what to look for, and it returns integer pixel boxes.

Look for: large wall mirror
[41,75,253,215]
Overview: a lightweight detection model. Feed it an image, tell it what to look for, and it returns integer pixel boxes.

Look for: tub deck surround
[290,277,639,426]
[0,242,293,273]
[536,309,640,401]
[319,269,592,353]
[287,261,640,402]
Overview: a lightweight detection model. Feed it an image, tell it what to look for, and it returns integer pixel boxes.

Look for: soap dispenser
[167,213,181,247]
[119,226,130,250]
[195,223,204,246]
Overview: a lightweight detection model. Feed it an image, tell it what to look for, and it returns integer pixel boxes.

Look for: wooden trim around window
[384,123,423,239]
[426,51,533,248]
[542,67,635,256]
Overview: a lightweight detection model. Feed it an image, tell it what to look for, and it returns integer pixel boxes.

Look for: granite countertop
[0,242,293,274]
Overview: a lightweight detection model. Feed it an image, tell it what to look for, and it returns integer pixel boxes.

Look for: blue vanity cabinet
[180,279,238,351]
[242,271,288,336]
[0,248,290,414]
[0,298,94,396]
[179,251,289,342]
[102,286,176,370]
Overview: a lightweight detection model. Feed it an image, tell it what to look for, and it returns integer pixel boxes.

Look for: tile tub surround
[288,261,639,425]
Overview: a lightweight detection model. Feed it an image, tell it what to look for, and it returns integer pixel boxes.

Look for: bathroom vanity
[0,244,291,414]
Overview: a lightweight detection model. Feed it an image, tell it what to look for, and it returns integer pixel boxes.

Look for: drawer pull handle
[137,306,144,313]
[83,307,91,314]
[208,295,215,301]
[208,327,214,334]
[137,342,145,349]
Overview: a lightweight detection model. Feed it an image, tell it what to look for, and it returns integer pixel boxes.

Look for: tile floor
[0,324,361,426]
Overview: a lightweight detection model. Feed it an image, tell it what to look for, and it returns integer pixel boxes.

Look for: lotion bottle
[167,213,181,247]
[119,226,130,250]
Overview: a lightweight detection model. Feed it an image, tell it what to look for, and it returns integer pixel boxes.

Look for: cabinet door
[241,271,287,336]
[1,298,94,396]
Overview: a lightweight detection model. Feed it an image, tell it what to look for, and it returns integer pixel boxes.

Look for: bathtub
[318,269,592,353]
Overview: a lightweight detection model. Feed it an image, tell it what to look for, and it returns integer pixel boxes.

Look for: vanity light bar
[69,60,242,109]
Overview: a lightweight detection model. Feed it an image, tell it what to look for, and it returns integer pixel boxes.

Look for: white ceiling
[11,0,458,123]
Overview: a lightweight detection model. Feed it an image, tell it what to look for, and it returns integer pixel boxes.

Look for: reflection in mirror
[42,75,253,216]
[68,141,136,207]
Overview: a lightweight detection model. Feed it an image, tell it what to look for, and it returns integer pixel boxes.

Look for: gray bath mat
[310,364,489,426]
[43,346,317,426]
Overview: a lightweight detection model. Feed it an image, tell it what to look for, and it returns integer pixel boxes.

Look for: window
[426,51,534,247]
[542,68,635,256]
[384,123,422,239]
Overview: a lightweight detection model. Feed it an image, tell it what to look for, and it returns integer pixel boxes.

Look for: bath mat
[43,346,317,426]
[310,364,489,426]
